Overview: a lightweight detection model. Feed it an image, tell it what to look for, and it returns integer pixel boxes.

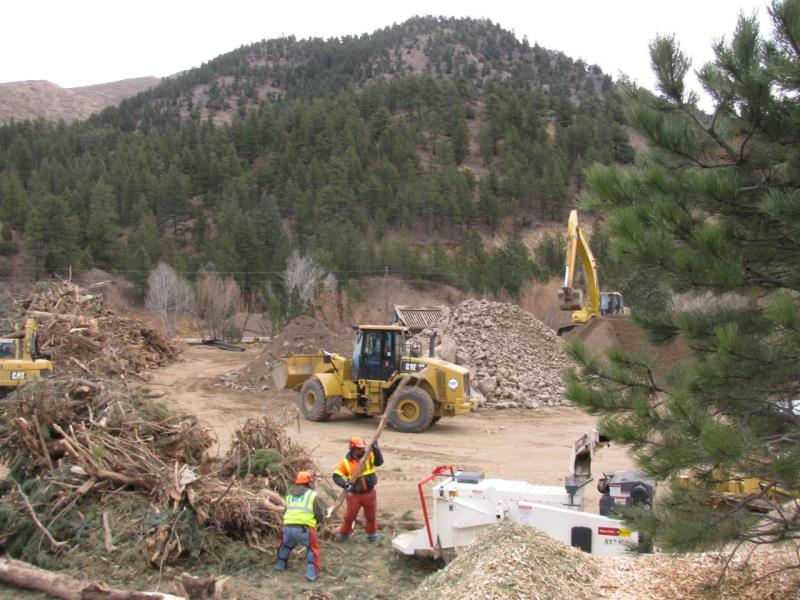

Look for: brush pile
[0,376,316,571]
[10,280,178,377]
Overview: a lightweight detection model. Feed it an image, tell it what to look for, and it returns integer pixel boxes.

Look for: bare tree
[196,271,241,340]
[283,250,328,303]
[144,263,195,337]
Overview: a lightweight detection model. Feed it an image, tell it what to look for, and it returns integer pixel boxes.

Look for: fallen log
[0,557,184,600]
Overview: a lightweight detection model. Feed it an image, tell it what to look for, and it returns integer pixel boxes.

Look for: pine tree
[0,171,29,231]
[85,180,121,270]
[567,3,800,551]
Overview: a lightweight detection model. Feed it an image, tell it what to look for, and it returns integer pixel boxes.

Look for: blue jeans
[276,525,320,580]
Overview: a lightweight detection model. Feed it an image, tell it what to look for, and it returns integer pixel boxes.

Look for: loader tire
[388,387,435,433]
[299,378,331,422]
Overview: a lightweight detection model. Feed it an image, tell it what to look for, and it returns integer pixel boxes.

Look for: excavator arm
[558,210,601,326]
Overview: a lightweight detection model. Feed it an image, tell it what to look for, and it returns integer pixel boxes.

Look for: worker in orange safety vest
[332,436,384,542]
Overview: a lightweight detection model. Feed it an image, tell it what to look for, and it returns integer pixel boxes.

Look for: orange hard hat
[295,470,314,485]
[349,436,366,449]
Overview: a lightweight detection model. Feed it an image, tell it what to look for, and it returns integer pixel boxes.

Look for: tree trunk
[0,557,184,599]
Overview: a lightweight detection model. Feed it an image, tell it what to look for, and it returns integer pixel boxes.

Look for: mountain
[0,77,160,123]
[0,17,636,315]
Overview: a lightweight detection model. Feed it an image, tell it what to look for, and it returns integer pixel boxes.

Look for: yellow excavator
[0,319,53,395]
[557,210,626,335]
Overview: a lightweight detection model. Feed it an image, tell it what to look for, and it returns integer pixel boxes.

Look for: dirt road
[143,345,636,519]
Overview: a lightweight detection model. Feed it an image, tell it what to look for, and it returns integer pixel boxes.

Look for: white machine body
[392,473,639,558]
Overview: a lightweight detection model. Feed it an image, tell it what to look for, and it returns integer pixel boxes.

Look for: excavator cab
[600,292,624,315]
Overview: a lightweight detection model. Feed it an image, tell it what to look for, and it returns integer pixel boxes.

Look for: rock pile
[419,299,572,409]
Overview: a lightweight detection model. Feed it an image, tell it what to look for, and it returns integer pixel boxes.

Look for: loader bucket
[272,354,324,390]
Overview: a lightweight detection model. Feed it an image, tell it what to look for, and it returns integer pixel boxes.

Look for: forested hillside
[0,16,634,312]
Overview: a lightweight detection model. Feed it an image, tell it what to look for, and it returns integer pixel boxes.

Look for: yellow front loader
[0,319,53,395]
[272,325,475,433]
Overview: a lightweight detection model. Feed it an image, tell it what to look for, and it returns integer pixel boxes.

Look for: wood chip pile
[0,376,317,570]
[597,544,800,599]
[12,281,178,377]
[410,519,800,600]
[410,521,600,600]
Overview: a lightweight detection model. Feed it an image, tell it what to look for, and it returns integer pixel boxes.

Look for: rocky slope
[0,77,159,123]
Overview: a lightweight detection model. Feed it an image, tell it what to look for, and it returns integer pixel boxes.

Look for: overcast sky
[3,0,772,98]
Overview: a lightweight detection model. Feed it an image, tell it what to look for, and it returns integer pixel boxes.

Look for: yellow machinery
[272,325,475,433]
[558,210,626,335]
[0,319,53,395]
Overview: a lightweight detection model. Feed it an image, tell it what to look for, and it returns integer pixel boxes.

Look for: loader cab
[352,325,405,381]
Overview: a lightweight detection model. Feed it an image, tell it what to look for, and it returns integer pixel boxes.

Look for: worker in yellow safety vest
[275,471,327,582]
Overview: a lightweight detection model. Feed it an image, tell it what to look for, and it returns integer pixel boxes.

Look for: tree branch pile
[13,281,178,377]
[0,377,317,575]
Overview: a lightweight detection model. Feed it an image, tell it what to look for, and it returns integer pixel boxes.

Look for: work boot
[335,533,350,542]
[274,559,287,571]
[367,533,380,543]
[305,564,318,582]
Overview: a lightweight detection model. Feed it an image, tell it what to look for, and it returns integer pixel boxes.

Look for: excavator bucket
[558,287,584,311]
[271,354,325,391]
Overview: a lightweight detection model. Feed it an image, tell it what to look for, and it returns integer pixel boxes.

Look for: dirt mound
[411,521,599,600]
[238,316,352,389]
[12,281,178,377]
[422,298,572,409]
[569,317,689,381]
[520,277,573,333]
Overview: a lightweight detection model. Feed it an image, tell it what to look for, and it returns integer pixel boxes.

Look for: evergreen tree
[26,192,83,275]
[85,180,121,269]
[567,3,800,551]
[0,171,29,231]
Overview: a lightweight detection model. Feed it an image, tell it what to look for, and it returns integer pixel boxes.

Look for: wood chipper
[272,325,475,433]
[393,430,656,558]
